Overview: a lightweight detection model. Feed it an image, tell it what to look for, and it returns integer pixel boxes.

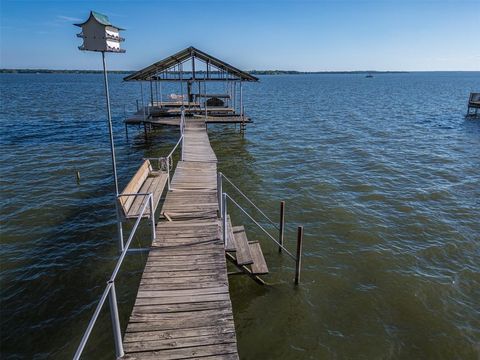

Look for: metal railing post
[294,226,303,285]
[217,172,223,217]
[167,158,171,190]
[149,194,156,240]
[108,281,124,358]
[181,135,184,161]
[222,193,227,247]
[279,201,285,253]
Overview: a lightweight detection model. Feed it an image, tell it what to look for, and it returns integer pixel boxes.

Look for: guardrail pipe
[217,172,223,217]
[108,281,124,358]
[222,193,227,247]
[279,201,285,253]
[295,226,303,285]
[149,194,156,240]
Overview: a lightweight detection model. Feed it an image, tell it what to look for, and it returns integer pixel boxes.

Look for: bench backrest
[119,159,153,215]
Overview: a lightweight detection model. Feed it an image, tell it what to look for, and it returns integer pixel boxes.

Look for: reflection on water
[1,72,479,359]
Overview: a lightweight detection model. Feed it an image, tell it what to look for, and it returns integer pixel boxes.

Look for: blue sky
[0,0,479,71]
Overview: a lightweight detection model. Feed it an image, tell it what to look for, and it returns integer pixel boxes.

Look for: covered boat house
[124,46,258,134]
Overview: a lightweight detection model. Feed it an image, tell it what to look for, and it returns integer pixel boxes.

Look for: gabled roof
[124,46,258,82]
[74,11,124,30]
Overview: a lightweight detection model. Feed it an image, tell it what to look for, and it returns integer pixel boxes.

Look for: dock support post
[217,172,223,217]
[108,281,124,358]
[150,80,154,108]
[279,201,285,253]
[240,81,243,118]
[222,193,227,247]
[294,226,303,285]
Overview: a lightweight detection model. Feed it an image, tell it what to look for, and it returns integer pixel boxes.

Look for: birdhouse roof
[74,11,124,30]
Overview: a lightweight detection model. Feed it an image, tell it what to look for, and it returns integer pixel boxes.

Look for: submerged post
[294,226,303,285]
[279,201,285,253]
[108,281,124,358]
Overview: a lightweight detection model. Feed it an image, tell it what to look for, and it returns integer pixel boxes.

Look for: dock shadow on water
[1,72,480,359]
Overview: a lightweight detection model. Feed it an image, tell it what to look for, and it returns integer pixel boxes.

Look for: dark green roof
[74,11,124,30]
[91,11,111,26]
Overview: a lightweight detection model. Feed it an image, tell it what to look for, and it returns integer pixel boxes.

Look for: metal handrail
[220,173,279,230]
[165,109,186,190]
[224,193,296,260]
[73,193,155,360]
[74,110,187,358]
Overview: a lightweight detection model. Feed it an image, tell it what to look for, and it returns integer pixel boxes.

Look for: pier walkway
[123,119,239,359]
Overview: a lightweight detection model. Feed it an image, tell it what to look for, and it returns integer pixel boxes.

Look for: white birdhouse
[75,11,125,53]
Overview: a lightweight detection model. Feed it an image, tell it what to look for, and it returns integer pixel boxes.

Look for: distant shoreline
[2,69,477,75]
[0,68,410,75]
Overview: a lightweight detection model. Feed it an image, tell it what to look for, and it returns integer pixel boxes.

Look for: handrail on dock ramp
[73,193,155,359]
[74,111,186,359]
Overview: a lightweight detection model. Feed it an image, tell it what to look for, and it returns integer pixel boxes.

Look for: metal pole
[141,82,145,121]
[108,281,124,358]
[294,226,303,285]
[240,80,243,118]
[159,80,163,106]
[222,193,227,247]
[217,172,223,217]
[279,201,285,253]
[167,158,171,190]
[101,52,124,252]
[124,104,128,140]
[149,194,156,240]
[150,79,154,107]
[204,81,208,120]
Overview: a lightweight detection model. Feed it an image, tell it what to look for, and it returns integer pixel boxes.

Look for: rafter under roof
[123,46,258,82]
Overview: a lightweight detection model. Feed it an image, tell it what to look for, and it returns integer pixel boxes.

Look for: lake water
[1,72,479,359]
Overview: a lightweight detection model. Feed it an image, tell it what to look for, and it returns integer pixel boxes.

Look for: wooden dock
[73,46,303,360]
[125,112,251,128]
[123,120,239,359]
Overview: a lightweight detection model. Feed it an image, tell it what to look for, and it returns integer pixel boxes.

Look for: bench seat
[118,160,168,220]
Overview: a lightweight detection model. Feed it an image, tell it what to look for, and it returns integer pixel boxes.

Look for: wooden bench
[467,93,480,116]
[118,159,168,220]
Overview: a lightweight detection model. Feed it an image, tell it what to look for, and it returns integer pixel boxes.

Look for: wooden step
[248,241,269,275]
[225,215,236,252]
[232,226,253,265]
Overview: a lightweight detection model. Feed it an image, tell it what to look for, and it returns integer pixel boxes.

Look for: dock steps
[232,226,253,265]
[248,241,269,275]
[225,221,269,275]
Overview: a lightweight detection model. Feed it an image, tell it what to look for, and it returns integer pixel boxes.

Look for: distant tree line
[0,69,408,75]
[248,70,408,75]
[0,69,133,74]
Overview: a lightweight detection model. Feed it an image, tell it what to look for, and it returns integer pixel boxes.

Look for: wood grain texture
[124,118,239,359]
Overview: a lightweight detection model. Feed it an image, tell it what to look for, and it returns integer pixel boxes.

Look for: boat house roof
[124,46,258,82]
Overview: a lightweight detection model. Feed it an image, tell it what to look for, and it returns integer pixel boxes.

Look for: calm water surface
[1,72,479,359]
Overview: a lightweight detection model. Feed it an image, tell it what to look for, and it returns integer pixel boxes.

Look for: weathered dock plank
[123,119,239,359]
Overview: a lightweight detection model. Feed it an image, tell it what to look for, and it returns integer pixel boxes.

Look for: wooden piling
[294,226,303,285]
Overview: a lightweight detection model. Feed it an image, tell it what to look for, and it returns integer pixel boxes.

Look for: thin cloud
[57,15,82,22]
